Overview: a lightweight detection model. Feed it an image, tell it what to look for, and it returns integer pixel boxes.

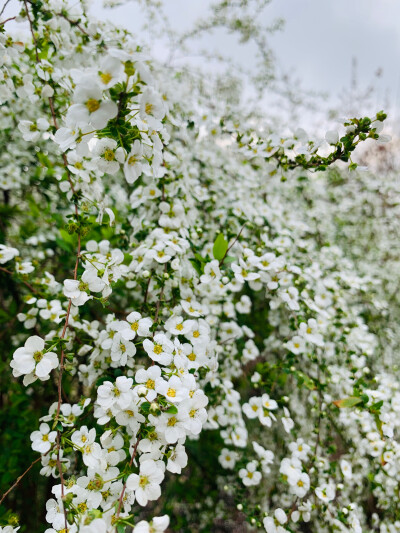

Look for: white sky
[3,0,399,128]
[93,0,400,128]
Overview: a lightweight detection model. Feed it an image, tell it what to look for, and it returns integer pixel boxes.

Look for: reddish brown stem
[114,438,141,526]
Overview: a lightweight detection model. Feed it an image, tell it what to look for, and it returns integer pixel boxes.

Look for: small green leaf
[189,258,203,276]
[213,233,228,261]
[333,396,363,408]
[141,402,150,413]
[165,405,178,414]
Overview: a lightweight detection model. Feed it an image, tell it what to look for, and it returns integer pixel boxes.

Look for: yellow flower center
[167,388,176,398]
[33,351,43,362]
[145,102,153,115]
[167,416,177,426]
[86,98,100,113]
[153,344,163,354]
[100,72,112,84]
[146,379,155,389]
[103,149,115,161]
[139,475,149,487]
[131,321,139,331]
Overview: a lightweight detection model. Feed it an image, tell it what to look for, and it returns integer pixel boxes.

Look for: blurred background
[92,0,400,133]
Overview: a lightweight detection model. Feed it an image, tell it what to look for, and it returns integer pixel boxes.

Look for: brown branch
[0,456,41,505]
[0,446,53,505]
[0,15,15,25]
[154,264,168,325]
[218,222,247,267]
[0,0,11,17]
[23,0,39,63]
[0,265,40,294]
[114,438,141,526]
[20,6,81,527]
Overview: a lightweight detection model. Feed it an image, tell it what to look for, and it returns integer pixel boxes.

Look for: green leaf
[165,405,178,414]
[333,396,363,408]
[117,525,125,533]
[213,233,228,261]
[141,402,150,413]
[189,258,203,276]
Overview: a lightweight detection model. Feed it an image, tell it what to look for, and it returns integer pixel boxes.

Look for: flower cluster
[0,1,395,532]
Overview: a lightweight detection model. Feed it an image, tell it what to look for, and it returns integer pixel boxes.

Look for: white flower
[140,89,165,122]
[80,518,108,533]
[18,118,49,141]
[134,365,161,401]
[243,396,262,419]
[290,471,310,498]
[200,260,221,284]
[166,443,188,474]
[164,316,195,336]
[98,54,123,88]
[97,376,133,409]
[231,259,260,283]
[299,319,324,346]
[179,390,208,434]
[263,508,288,533]
[340,459,353,479]
[124,140,145,183]
[30,423,57,453]
[68,78,118,130]
[219,448,239,469]
[126,460,165,506]
[239,461,262,486]
[155,374,189,404]
[40,449,70,477]
[286,335,306,354]
[63,279,91,307]
[121,311,153,341]
[143,334,174,365]
[92,138,124,174]
[45,498,66,531]
[315,483,336,502]
[133,515,170,533]
[11,335,58,380]
[71,426,102,468]
[0,244,19,264]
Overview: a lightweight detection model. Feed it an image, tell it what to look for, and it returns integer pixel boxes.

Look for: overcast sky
[93,0,400,127]
[4,0,399,127]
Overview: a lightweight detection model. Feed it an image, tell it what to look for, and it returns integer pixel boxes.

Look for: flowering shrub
[0,1,395,532]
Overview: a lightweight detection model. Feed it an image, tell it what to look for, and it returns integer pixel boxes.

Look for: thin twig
[114,438,141,526]
[218,222,247,267]
[22,4,80,527]
[23,0,39,63]
[0,0,11,17]
[0,265,39,294]
[0,15,15,25]
[0,446,53,505]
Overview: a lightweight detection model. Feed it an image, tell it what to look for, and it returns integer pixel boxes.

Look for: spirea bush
[0,1,396,532]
